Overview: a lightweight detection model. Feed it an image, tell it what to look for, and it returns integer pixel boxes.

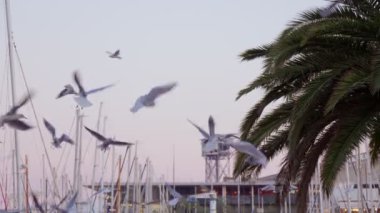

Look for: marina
[1,0,380,212]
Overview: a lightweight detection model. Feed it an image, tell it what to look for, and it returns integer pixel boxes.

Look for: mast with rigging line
[4,0,22,210]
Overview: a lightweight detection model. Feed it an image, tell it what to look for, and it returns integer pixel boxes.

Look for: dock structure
[90,174,292,212]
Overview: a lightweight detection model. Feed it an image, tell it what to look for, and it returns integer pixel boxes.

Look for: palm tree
[235,0,380,212]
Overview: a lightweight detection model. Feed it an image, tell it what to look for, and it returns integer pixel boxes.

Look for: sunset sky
[0,0,327,193]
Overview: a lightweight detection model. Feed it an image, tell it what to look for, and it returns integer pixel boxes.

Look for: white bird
[72,71,114,108]
[43,119,74,148]
[188,116,235,156]
[52,192,78,213]
[130,82,177,113]
[188,116,236,144]
[106,49,122,59]
[0,92,33,131]
[84,126,133,151]
[165,183,183,206]
[222,139,268,167]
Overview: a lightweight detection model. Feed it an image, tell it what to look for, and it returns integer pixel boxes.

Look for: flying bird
[73,71,115,108]
[222,139,268,167]
[106,49,122,59]
[0,92,34,131]
[187,116,215,144]
[165,183,183,206]
[57,71,114,108]
[52,192,78,213]
[43,119,74,148]
[130,82,177,113]
[84,126,133,151]
[188,116,235,144]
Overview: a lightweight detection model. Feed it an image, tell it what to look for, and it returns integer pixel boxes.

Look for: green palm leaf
[321,105,377,195]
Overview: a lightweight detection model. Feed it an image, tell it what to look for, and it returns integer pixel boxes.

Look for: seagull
[52,192,78,213]
[56,85,77,99]
[221,139,268,167]
[188,116,218,144]
[0,92,33,131]
[43,119,74,148]
[188,116,236,155]
[72,71,114,108]
[130,82,177,113]
[84,126,133,151]
[165,183,183,206]
[106,49,121,59]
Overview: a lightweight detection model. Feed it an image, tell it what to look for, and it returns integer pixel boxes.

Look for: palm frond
[240,87,289,139]
[369,117,380,165]
[288,70,336,149]
[324,69,368,114]
[240,44,272,61]
[295,121,337,213]
[246,102,292,145]
[321,105,377,195]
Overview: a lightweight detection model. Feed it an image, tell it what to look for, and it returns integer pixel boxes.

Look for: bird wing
[84,126,107,142]
[7,120,33,131]
[208,116,215,136]
[146,82,177,101]
[56,88,68,99]
[114,49,120,56]
[86,83,114,95]
[187,119,209,139]
[7,92,34,115]
[73,71,86,97]
[43,119,56,137]
[229,140,267,165]
[56,85,76,99]
[130,96,144,113]
[60,134,74,144]
[32,193,45,213]
[109,140,134,146]
[168,198,180,206]
[165,183,182,199]
[220,134,238,140]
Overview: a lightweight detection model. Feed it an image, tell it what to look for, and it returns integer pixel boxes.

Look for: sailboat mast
[73,108,80,199]
[4,0,22,210]
[91,102,103,193]
[24,156,29,213]
[99,116,107,212]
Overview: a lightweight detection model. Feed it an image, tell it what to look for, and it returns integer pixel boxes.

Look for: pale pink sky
[0,0,327,194]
